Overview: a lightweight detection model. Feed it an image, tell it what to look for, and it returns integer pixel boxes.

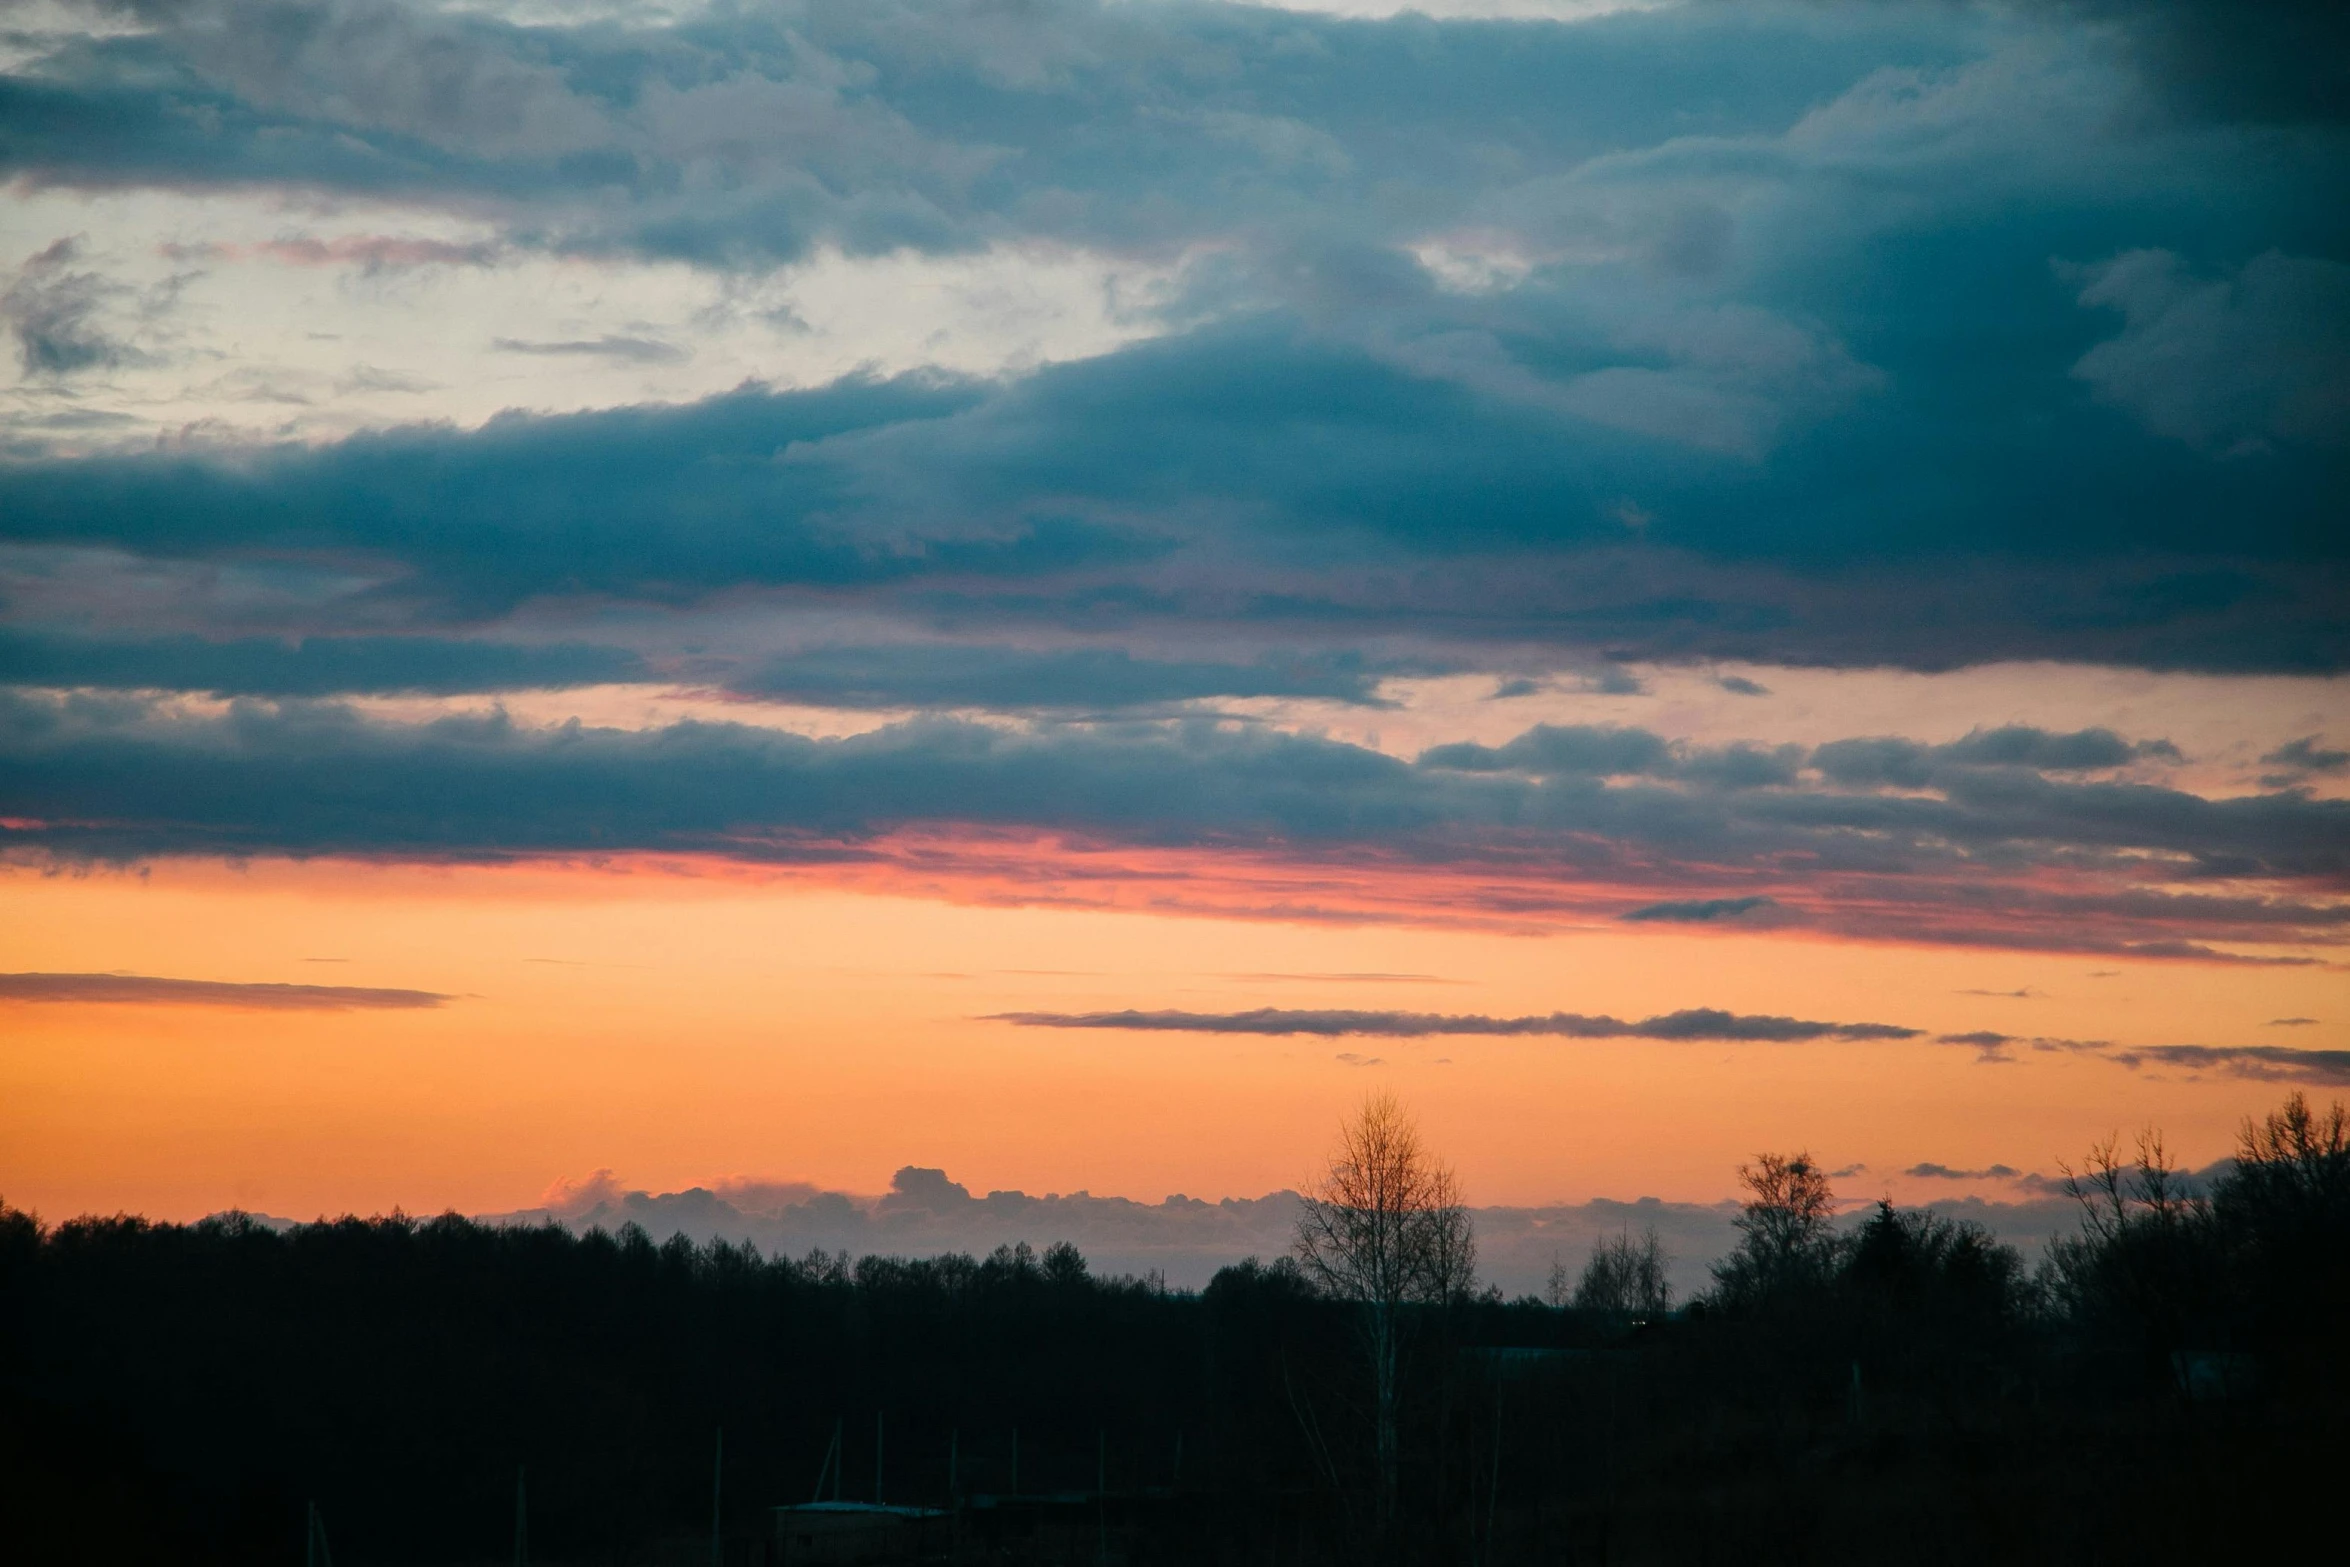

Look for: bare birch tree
[1293,1091,1475,1529]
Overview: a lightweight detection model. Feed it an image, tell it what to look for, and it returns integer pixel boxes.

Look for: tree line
[2,1090,2343,1564]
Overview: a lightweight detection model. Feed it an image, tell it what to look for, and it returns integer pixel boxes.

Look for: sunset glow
[2,0,2344,1274]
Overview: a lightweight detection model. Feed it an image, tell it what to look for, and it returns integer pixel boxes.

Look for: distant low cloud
[988,1006,1920,1041]
[0,971,451,1009]
[496,1162,2091,1297]
[1904,1162,2021,1181]
[2268,1016,2319,1026]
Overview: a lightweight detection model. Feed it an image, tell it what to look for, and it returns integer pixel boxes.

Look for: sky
[1,0,2345,1264]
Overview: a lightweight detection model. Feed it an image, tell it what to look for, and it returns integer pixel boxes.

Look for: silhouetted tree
[2046,1128,2219,1358]
[1573,1226,1671,1321]
[1711,1151,1838,1308]
[1293,1091,1474,1533]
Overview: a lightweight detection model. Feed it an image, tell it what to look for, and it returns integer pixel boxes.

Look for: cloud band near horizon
[986,1007,1922,1041]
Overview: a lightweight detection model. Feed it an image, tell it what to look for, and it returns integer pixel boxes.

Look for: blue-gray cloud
[0,970,449,1008]
[987,1006,1922,1041]
[1,696,2342,955]
[2263,736,2349,773]
[0,630,646,696]
[0,3,2343,675]
[730,644,1399,711]
[1621,895,1776,923]
[4,322,2338,668]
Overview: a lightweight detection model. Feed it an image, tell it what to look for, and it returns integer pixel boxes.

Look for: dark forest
[5,1092,2344,1566]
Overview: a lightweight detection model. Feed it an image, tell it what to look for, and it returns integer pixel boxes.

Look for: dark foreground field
[5,1095,2343,1566]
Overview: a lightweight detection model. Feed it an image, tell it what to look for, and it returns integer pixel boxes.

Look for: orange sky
[4,854,2335,1224]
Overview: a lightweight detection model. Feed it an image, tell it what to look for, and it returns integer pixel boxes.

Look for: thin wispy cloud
[986,1007,1921,1041]
[2109,1044,2350,1085]
[0,972,452,1010]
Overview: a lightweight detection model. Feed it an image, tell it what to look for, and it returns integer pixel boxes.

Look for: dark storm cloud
[0,630,647,696]
[0,970,449,1008]
[986,1007,1921,1042]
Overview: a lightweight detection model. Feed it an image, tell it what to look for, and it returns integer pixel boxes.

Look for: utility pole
[1010,1427,1019,1497]
[710,1428,724,1567]
[1095,1429,1107,1567]
[875,1412,885,1506]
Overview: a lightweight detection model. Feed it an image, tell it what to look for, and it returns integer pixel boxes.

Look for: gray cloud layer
[474,1160,2090,1296]
[2,696,2341,955]
[0,1,2344,676]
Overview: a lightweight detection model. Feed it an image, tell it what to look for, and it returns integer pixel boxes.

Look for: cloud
[1620,895,1774,923]
[1334,1051,1385,1066]
[0,1,2337,681]
[986,1007,1920,1041]
[3,312,2345,668]
[2071,250,2350,453]
[2268,1017,2319,1026]
[728,644,1396,711]
[0,631,647,696]
[1,695,2344,956]
[1941,1028,2350,1084]
[2262,736,2350,774]
[1812,726,2178,789]
[1,237,139,376]
[1419,725,1801,788]
[1903,1162,2021,1181]
[492,336,689,365]
[2108,1043,2350,1085]
[494,1162,2092,1297]
[2055,0,2350,125]
[1716,675,1769,696]
[0,970,450,1009]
